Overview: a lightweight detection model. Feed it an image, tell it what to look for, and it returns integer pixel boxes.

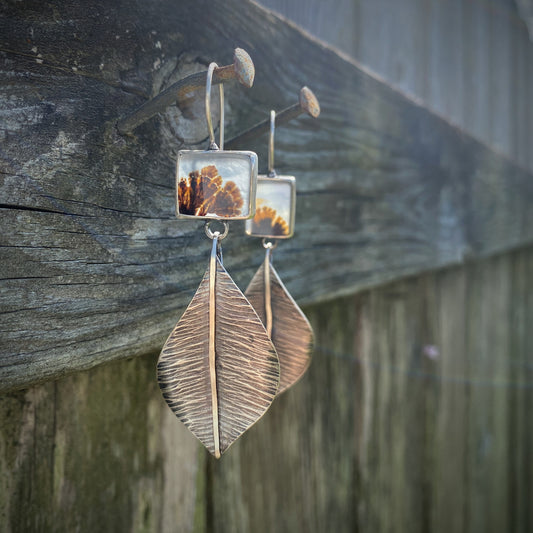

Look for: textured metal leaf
[157,254,280,458]
[245,258,313,394]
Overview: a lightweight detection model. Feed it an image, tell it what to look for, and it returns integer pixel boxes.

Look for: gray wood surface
[0,354,202,533]
[3,246,530,532]
[1,0,532,392]
[516,0,533,39]
[259,0,533,171]
[210,246,533,533]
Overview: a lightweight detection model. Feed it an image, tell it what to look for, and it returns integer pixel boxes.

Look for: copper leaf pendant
[245,250,313,395]
[157,238,280,458]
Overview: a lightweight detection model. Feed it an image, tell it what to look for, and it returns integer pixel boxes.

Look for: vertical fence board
[208,298,359,533]
[357,277,437,533]
[508,250,527,533]
[432,268,469,533]
[465,256,511,532]
[0,355,201,533]
[508,249,533,533]
[461,0,491,144]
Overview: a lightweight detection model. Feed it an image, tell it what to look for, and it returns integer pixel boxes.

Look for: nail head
[233,48,255,88]
[299,86,320,118]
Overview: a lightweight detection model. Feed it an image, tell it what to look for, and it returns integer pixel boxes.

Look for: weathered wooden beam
[0,0,532,391]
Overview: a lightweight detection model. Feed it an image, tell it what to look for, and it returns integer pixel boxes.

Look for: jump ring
[205,221,229,240]
[262,238,278,250]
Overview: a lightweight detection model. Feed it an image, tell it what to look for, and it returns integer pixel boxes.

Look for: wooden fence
[1,246,531,531]
[1,0,532,531]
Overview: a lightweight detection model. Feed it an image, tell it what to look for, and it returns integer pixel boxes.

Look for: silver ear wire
[219,81,225,150]
[268,110,276,176]
[205,62,224,150]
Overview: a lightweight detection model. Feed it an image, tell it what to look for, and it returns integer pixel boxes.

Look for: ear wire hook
[205,63,225,151]
[268,110,276,177]
[219,79,225,150]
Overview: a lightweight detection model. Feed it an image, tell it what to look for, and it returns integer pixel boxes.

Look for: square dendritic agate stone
[245,176,296,239]
[176,150,258,220]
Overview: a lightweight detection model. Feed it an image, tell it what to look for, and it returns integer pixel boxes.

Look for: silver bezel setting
[245,175,296,239]
[176,150,258,220]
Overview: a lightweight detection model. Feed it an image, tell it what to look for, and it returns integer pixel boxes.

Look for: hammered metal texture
[245,260,313,394]
[157,256,280,457]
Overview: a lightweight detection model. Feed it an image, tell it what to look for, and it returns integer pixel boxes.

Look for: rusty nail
[224,87,320,149]
[116,48,255,135]
[213,48,255,89]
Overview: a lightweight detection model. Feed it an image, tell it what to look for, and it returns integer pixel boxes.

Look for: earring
[157,65,280,459]
[245,111,313,395]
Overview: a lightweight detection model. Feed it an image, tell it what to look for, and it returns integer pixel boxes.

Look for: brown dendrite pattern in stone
[178,165,244,216]
[251,206,289,236]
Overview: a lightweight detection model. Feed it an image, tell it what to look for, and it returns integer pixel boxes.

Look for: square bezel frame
[175,149,258,220]
[245,175,296,239]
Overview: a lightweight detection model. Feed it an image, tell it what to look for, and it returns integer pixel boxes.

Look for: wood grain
[157,251,279,457]
[0,353,202,533]
[1,0,532,391]
[245,253,313,394]
[1,246,532,531]
[209,245,533,533]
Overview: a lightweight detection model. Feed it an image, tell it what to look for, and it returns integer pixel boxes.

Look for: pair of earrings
[157,63,313,458]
